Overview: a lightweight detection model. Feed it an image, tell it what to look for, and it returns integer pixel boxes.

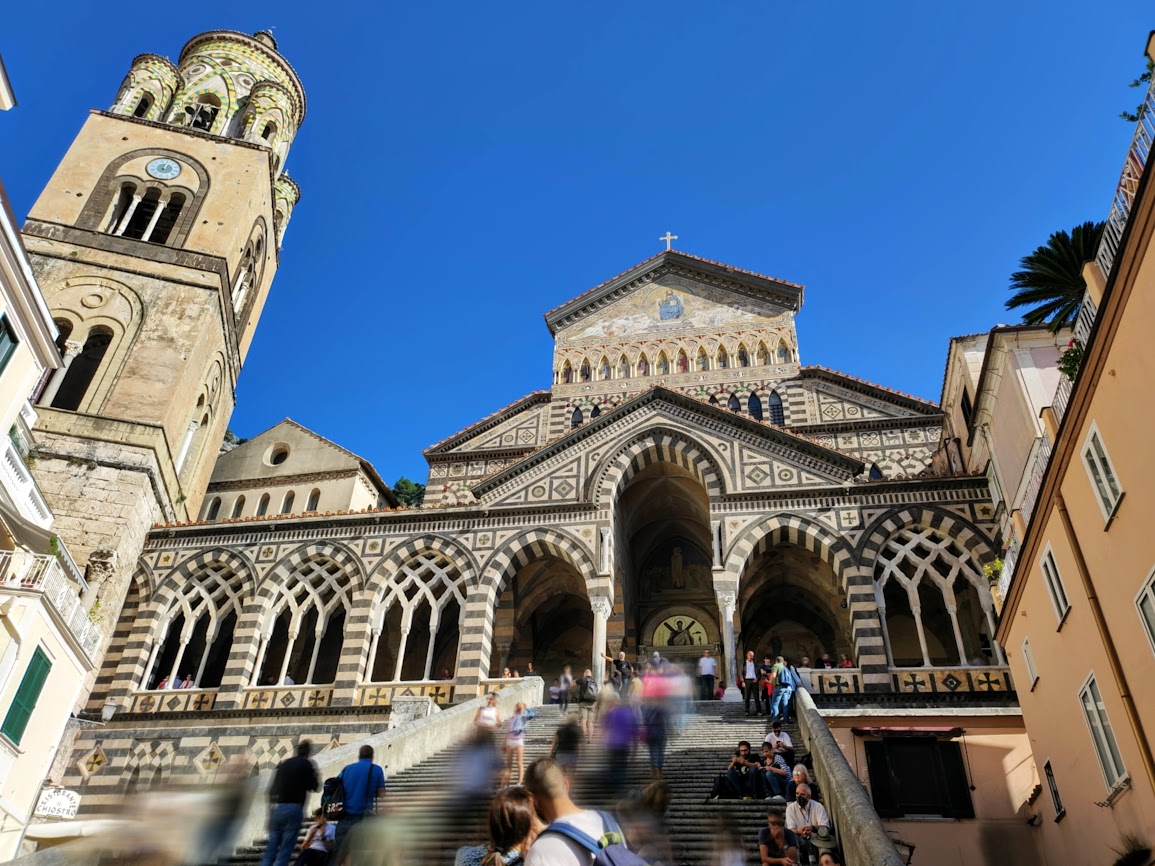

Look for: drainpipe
[1055,492,1155,794]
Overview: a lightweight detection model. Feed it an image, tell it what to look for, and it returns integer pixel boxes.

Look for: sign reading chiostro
[34,788,80,819]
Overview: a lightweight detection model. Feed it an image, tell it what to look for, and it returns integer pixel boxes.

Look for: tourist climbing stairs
[221,702,819,866]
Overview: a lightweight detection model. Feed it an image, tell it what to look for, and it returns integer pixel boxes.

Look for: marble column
[716,590,741,701]
[590,596,611,684]
[39,341,83,407]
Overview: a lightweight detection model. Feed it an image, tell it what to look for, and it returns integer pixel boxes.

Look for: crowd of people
[243,648,844,866]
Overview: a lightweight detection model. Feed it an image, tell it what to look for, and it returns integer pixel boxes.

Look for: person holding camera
[707,740,765,800]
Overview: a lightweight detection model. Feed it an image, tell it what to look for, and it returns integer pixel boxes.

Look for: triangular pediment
[472,387,864,507]
[545,251,804,340]
[424,392,551,456]
[796,368,940,422]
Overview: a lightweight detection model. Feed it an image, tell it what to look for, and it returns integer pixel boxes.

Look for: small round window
[265,443,290,466]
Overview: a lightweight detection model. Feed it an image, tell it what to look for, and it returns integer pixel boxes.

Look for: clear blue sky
[1,4,1151,484]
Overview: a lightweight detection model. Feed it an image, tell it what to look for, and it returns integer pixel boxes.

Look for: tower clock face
[146,158,181,180]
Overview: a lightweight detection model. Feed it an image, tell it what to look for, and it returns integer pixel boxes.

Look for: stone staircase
[223,701,818,866]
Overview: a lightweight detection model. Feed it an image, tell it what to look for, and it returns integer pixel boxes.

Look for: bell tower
[20,31,305,671]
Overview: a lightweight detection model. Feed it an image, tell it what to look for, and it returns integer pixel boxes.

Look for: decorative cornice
[424,391,551,455]
[799,366,939,414]
[206,468,359,492]
[543,251,804,335]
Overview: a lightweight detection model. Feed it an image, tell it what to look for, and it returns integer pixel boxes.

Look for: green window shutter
[0,315,18,376]
[1,647,52,745]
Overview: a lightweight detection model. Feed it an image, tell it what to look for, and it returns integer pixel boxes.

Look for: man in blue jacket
[333,744,386,857]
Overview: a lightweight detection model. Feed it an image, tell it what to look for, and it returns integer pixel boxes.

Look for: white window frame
[1082,422,1124,524]
[1135,565,1155,658]
[1039,543,1071,627]
[1020,637,1039,689]
[1078,672,1128,792]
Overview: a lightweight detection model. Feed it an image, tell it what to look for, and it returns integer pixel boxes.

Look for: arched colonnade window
[556,338,794,384]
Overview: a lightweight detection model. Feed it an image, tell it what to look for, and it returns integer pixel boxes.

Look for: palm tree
[1005,220,1105,332]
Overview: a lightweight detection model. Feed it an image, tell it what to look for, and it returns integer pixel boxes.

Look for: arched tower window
[306,489,321,512]
[185,94,221,132]
[869,463,884,480]
[142,562,242,690]
[590,405,601,420]
[120,188,162,240]
[230,496,245,518]
[53,319,73,353]
[748,393,764,420]
[727,393,741,412]
[205,497,221,521]
[570,407,583,428]
[281,491,295,514]
[51,328,112,411]
[148,193,185,246]
[767,391,785,426]
[257,493,270,516]
[132,94,153,119]
[261,122,276,141]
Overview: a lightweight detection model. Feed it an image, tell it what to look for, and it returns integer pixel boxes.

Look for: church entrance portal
[613,460,721,663]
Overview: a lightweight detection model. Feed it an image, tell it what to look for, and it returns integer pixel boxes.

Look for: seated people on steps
[523,757,615,866]
[787,765,820,804]
[763,720,794,752]
[758,808,800,866]
[760,743,792,802]
[708,740,765,800]
[785,784,831,863]
[298,809,335,866]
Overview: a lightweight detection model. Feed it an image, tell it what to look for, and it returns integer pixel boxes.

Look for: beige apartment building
[997,31,1155,866]
[0,54,98,860]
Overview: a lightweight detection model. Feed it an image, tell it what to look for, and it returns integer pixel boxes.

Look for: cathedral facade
[19,32,1013,811]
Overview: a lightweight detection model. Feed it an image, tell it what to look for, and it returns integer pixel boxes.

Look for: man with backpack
[574,668,599,743]
[261,740,319,866]
[330,745,386,858]
[524,756,643,865]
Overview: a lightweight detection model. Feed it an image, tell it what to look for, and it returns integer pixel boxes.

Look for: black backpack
[320,775,347,821]
[578,677,599,703]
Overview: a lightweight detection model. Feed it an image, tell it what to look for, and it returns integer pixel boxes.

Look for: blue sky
[1,4,1151,483]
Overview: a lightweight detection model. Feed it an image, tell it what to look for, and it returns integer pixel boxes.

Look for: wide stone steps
[221,701,813,866]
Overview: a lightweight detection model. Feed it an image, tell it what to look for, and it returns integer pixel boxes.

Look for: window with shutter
[864,737,975,819]
[1,647,52,745]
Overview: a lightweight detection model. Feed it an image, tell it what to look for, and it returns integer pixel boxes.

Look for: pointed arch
[561,360,573,384]
[637,352,650,376]
[676,348,689,373]
[716,346,729,369]
[777,339,793,364]
[767,391,785,426]
[737,343,750,367]
[598,356,611,381]
[618,354,630,378]
[579,358,592,382]
[727,393,741,412]
[587,425,727,505]
[756,341,770,366]
[479,527,599,601]
[748,392,764,420]
[696,347,710,371]
[368,534,481,604]
[725,513,857,596]
[571,407,583,428]
[656,351,670,375]
[590,405,601,419]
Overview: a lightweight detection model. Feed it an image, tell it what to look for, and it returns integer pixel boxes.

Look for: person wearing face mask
[785,784,829,864]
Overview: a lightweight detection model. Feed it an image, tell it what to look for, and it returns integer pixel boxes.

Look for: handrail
[795,688,905,866]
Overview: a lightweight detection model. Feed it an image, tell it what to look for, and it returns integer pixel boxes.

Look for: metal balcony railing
[1096,74,1155,279]
[0,549,100,659]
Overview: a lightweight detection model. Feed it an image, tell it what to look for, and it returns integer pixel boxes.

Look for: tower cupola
[163,31,305,156]
[110,53,181,122]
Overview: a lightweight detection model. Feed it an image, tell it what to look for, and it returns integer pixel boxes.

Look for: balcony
[1096,74,1155,280]
[0,550,100,661]
[1,430,52,529]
